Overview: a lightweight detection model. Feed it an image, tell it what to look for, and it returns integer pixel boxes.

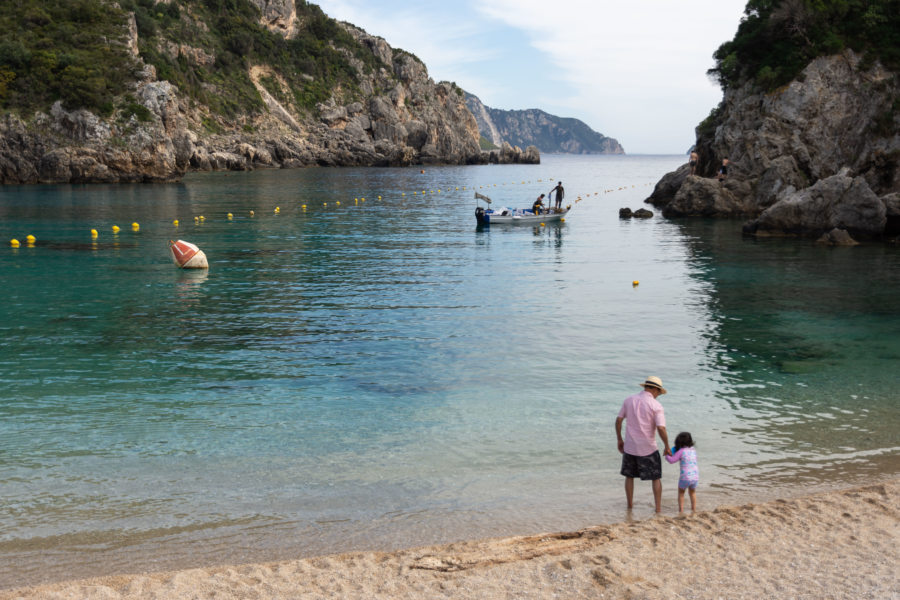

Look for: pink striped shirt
[617,390,666,456]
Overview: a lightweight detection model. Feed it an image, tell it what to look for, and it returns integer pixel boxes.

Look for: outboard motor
[475,206,486,224]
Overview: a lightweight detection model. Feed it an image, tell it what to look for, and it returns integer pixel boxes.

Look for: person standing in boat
[549,182,565,210]
[532,194,546,215]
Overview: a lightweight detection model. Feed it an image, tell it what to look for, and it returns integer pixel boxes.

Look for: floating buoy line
[7,178,658,266]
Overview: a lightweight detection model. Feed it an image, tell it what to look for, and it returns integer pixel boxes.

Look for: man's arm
[657,426,671,456]
[615,417,625,454]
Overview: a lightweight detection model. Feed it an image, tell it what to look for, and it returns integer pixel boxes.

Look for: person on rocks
[532,194,546,215]
[689,150,699,175]
[615,376,671,513]
[549,182,565,210]
[717,157,729,182]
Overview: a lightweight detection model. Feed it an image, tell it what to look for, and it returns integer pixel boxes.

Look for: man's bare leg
[625,477,635,509]
[652,478,662,512]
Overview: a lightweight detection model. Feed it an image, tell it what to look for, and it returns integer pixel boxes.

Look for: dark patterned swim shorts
[620,450,662,480]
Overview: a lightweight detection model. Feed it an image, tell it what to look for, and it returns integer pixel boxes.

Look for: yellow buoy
[199,215,205,221]
[227,213,233,220]
[10,238,20,247]
[633,281,639,287]
[561,218,565,222]
[402,192,406,196]
[302,204,307,209]
[26,235,36,244]
[324,202,327,206]
[131,222,139,231]
[361,198,365,202]
[540,222,545,227]
[249,210,255,217]
[378,196,382,200]
[91,229,98,238]
[112,225,120,233]
[173,220,179,226]
[274,207,280,213]
[336,201,341,206]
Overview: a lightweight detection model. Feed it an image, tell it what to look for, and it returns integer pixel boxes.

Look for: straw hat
[640,376,667,395]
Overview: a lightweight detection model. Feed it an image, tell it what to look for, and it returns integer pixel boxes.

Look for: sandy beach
[1,479,896,600]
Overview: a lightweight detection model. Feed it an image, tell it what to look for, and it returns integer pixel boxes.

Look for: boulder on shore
[743,174,886,238]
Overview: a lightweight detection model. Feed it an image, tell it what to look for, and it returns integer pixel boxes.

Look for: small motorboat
[169,239,209,269]
[475,192,570,225]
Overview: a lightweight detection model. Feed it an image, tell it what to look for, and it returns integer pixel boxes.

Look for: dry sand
[1,479,897,600]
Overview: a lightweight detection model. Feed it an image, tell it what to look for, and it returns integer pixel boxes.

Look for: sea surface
[1,154,898,588]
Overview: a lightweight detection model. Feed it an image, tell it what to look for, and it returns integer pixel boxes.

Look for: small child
[665,432,699,512]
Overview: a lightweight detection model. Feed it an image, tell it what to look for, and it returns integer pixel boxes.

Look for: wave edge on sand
[2,480,898,599]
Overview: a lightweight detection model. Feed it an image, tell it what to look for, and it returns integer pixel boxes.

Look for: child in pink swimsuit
[665,432,699,512]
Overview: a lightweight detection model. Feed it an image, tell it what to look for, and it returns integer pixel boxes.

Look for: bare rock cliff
[647,51,899,239]
[0,1,537,185]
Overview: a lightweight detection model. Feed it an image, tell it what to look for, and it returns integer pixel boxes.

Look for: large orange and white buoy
[169,239,208,269]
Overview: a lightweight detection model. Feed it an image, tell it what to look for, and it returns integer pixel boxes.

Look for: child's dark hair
[673,432,694,451]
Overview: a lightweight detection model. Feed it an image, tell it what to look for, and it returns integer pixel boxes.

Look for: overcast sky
[314,0,748,154]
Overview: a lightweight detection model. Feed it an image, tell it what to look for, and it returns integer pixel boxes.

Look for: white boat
[475,192,570,225]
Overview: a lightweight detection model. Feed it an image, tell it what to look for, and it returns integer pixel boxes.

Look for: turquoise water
[1,155,898,587]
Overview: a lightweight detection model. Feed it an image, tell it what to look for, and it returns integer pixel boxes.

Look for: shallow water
[1,155,898,587]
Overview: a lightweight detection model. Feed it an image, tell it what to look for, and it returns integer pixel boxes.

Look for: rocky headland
[0,0,539,185]
[465,92,624,155]
[647,49,899,241]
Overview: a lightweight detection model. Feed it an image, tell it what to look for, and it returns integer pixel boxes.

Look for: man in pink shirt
[615,376,671,512]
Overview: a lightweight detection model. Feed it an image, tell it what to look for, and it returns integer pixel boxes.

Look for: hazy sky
[314,0,749,154]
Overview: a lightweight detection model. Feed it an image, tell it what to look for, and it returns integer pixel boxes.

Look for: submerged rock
[816,228,859,246]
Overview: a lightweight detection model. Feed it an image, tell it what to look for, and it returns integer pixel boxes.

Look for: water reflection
[675,218,900,488]
[175,269,209,303]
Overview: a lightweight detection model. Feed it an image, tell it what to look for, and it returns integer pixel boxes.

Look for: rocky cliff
[0,0,537,184]
[647,50,899,241]
[465,93,624,155]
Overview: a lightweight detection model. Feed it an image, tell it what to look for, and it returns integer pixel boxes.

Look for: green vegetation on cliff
[0,0,388,118]
[0,0,138,115]
[708,0,900,92]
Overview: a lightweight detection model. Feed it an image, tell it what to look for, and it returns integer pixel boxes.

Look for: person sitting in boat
[532,194,546,215]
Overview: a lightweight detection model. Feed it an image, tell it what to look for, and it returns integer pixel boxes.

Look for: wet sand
[1,479,897,600]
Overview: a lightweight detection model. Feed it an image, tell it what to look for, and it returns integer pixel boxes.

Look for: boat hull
[476,207,570,225]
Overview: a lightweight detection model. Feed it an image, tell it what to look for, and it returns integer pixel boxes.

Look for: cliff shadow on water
[670,217,900,488]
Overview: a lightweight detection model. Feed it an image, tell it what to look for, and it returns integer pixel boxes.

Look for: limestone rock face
[648,51,899,238]
[743,174,886,237]
[664,176,752,218]
[250,0,297,38]
[0,3,539,183]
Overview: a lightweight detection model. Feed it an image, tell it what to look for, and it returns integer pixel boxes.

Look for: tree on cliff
[708,0,899,92]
